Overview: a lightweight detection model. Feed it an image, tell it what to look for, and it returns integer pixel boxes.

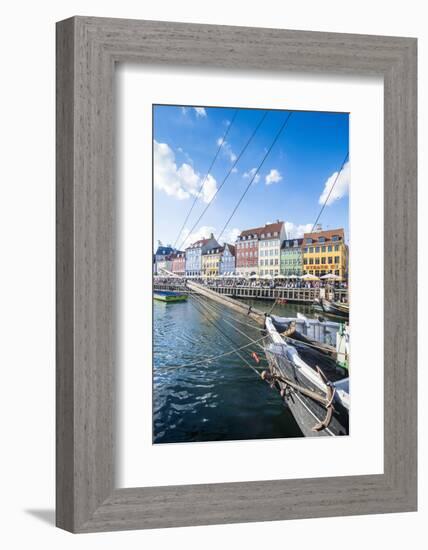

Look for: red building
[171,252,185,276]
[235,228,260,276]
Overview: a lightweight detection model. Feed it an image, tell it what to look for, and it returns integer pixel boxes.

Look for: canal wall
[154,282,347,303]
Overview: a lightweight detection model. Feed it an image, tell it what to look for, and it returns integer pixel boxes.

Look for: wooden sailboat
[263,316,349,436]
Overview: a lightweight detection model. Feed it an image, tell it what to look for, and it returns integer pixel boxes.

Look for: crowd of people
[154,275,348,291]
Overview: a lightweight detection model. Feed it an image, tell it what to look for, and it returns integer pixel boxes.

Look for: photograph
[153,104,350,443]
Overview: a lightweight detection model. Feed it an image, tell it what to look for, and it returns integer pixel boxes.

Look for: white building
[258,220,286,277]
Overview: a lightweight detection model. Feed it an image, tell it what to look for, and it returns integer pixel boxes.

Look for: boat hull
[154,291,188,303]
[320,298,349,319]
[264,343,349,436]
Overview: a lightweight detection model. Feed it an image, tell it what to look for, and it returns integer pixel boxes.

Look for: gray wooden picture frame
[56,16,417,533]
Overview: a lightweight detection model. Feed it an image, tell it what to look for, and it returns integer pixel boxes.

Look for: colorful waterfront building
[219,243,236,275]
[302,228,347,278]
[202,246,223,277]
[280,238,303,276]
[171,251,186,276]
[185,233,219,277]
[154,242,176,275]
[258,221,286,277]
[235,228,260,277]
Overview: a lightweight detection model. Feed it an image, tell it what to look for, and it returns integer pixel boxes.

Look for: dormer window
[274,232,278,236]
[332,235,340,241]
[319,236,325,243]
[261,233,265,238]
[307,238,313,244]
[267,232,271,237]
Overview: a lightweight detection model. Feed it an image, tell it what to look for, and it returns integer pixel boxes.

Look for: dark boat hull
[320,298,349,319]
[264,343,349,436]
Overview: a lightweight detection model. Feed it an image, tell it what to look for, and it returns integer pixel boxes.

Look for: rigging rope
[191,294,265,351]
[310,151,349,233]
[172,109,239,249]
[178,110,269,250]
[155,332,268,371]
[188,296,264,377]
[217,111,293,242]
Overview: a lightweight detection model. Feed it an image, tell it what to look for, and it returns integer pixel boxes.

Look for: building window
[334,244,339,251]
[307,238,313,244]
[315,246,320,253]
[315,258,320,264]
[319,237,325,242]
[334,256,340,263]
[328,256,333,264]
[309,258,314,265]
[328,245,332,252]
[309,247,314,253]
[332,235,339,241]
[321,246,326,252]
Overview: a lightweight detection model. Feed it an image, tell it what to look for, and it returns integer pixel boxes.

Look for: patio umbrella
[320,273,342,280]
[263,274,273,280]
[249,274,259,279]
[300,273,320,280]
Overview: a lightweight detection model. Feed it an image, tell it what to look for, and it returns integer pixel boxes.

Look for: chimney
[210,232,214,239]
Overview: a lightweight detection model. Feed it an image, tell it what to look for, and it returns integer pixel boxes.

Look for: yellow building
[201,246,223,277]
[302,228,347,279]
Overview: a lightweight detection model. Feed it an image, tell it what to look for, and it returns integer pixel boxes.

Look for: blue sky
[153,104,349,251]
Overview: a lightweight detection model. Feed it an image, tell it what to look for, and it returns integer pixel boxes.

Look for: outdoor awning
[300,273,320,280]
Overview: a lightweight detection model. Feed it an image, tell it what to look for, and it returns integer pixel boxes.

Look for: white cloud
[318,161,350,206]
[231,167,238,174]
[181,225,216,248]
[265,169,282,185]
[154,140,217,203]
[180,225,241,248]
[284,221,313,239]
[194,107,207,117]
[181,107,188,115]
[216,137,237,163]
[243,167,260,184]
[223,227,241,244]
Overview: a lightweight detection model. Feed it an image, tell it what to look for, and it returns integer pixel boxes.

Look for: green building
[280,238,303,276]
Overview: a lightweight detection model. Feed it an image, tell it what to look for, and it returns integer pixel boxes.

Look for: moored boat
[263,316,349,437]
[154,290,188,303]
[318,297,349,319]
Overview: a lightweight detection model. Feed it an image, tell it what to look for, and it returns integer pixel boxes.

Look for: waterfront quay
[154,276,348,304]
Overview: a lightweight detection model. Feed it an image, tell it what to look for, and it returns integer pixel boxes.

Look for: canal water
[153,297,320,444]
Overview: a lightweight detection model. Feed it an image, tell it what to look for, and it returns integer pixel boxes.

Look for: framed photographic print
[56,17,417,532]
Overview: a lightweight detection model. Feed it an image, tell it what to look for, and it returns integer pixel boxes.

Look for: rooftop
[237,221,284,241]
[302,228,345,246]
[281,238,303,249]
